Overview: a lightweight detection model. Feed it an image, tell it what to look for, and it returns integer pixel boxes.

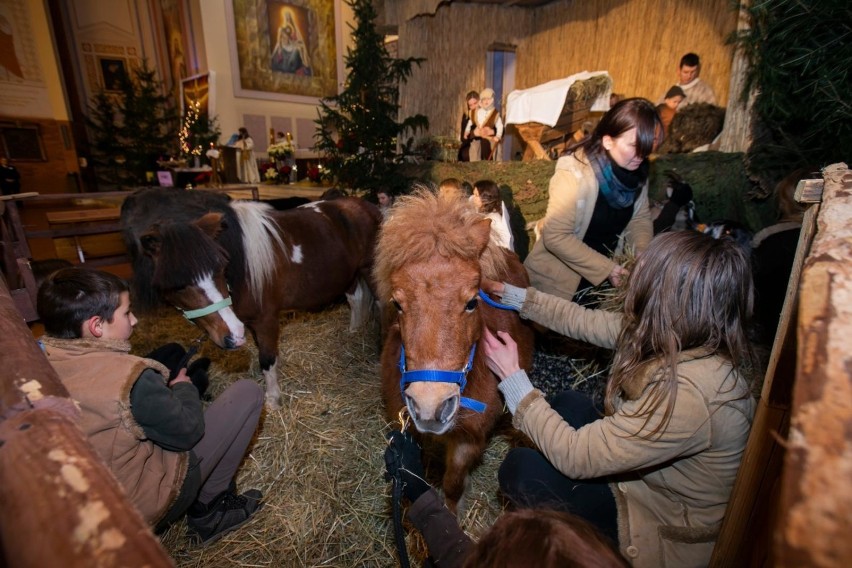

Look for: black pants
[498,389,619,543]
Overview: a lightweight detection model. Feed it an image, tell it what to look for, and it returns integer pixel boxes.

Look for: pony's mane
[230,200,286,300]
[152,221,227,290]
[373,188,508,301]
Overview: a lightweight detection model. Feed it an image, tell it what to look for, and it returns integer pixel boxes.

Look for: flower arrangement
[278,165,292,182]
[268,133,295,161]
[264,167,279,183]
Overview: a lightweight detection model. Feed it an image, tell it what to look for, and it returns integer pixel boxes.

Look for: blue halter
[395,289,518,415]
[398,343,486,413]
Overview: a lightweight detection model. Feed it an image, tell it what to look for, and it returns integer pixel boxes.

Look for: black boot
[186,483,263,546]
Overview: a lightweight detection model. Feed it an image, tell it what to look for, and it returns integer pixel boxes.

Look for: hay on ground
[130,302,508,567]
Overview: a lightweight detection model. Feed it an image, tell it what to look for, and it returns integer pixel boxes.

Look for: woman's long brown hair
[605,231,757,437]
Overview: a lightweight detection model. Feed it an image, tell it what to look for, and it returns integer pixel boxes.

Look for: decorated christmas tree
[87,61,179,188]
[314,0,428,194]
[179,99,221,165]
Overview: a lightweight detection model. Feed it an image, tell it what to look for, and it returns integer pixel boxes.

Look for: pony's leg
[345,277,373,332]
[442,437,486,514]
[252,318,282,409]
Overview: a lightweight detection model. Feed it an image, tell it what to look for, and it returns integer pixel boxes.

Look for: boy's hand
[168,368,191,387]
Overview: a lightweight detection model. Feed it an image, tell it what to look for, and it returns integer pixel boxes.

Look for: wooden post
[776,163,852,566]
[711,172,824,566]
[0,279,174,567]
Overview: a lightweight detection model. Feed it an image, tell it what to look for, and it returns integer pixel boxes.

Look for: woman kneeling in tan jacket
[482,231,757,567]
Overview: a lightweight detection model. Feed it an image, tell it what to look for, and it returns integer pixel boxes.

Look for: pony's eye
[465,297,478,312]
[392,298,402,312]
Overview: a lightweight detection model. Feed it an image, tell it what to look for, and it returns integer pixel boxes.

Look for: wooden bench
[40,207,125,266]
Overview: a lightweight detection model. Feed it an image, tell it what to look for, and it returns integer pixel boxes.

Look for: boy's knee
[232,379,264,408]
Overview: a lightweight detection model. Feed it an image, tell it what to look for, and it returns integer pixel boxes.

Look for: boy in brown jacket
[38,267,264,546]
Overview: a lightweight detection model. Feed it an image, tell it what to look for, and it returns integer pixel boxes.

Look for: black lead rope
[390,410,412,568]
[391,472,411,568]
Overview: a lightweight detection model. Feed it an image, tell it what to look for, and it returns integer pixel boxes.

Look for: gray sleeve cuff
[500,283,527,311]
[498,370,536,414]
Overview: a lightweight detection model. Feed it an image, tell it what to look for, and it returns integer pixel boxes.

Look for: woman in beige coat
[482,231,757,567]
[524,98,660,302]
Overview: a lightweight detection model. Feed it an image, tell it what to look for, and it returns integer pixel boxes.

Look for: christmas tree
[87,61,179,188]
[179,99,221,164]
[314,0,428,194]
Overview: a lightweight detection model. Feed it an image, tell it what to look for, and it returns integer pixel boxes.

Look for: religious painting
[182,73,213,119]
[0,0,54,118]
[229,0,339,102]
[99,58,128,92]
[160,0,188,101]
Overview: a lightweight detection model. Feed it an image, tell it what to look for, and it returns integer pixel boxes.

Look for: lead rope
[391,408,412,568]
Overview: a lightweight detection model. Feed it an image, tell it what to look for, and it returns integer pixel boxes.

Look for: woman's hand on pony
[481,278,505,298]
[482,327,521,381]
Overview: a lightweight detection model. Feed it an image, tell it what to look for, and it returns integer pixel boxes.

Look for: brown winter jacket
[513,288,755,567]
[524,150,653,300]
[41,337,190,525]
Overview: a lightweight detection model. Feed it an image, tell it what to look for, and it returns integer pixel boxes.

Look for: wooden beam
[777,163,852,566]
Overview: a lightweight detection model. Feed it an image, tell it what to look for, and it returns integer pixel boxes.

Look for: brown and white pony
[121,188,381,407]
[375,190,534,511]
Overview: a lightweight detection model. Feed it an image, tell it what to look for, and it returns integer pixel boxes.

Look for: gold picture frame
[228,0,340,103]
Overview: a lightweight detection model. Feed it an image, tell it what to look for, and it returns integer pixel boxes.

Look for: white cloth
[505,71,612,127]
[232,137,260,184]
[486,201,515,251]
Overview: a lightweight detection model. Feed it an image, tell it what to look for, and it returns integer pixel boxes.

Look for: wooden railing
[711,163,852,566]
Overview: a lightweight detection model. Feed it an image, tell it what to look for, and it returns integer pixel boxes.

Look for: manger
[506,71,613,161]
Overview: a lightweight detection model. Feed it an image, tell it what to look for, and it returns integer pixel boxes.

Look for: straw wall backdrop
[397,0,738,144]
[397,4,535,141]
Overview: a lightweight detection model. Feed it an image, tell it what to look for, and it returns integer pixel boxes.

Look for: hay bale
[658,103,726,154]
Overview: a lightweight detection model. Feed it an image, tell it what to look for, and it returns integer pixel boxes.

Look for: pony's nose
[436,395,459,424]
[407,392,459,425]
[223,335,245,349]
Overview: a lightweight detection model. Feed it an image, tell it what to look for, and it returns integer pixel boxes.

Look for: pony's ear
[194,212,225,238]
[140,232,161,256]
[472,217,492,254]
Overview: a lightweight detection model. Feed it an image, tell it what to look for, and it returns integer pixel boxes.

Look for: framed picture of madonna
[228,0,341,103]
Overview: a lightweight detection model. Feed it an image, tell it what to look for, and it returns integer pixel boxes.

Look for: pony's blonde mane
[230,200,286,300]
[373,188,508,301]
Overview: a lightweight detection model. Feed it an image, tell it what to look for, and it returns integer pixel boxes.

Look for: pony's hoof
[265,395,282,410]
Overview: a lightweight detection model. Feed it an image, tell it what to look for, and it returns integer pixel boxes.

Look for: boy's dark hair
[679,52,700,68]
[465,90,479,101]
[37,267,129,338]
[463,508,629,568]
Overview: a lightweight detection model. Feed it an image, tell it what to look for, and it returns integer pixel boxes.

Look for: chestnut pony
[375,190,534,511]
[121,188,381,407]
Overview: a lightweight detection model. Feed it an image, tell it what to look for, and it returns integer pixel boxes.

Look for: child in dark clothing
[384,430,628,568]
[37,267,264,546]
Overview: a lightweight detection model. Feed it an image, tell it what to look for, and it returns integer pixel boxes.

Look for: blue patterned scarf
[588,151,648,209]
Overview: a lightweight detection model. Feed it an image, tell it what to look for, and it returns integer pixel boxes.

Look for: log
[0,279,173,567]
[0,412,175,567]
[777,163,852,566]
